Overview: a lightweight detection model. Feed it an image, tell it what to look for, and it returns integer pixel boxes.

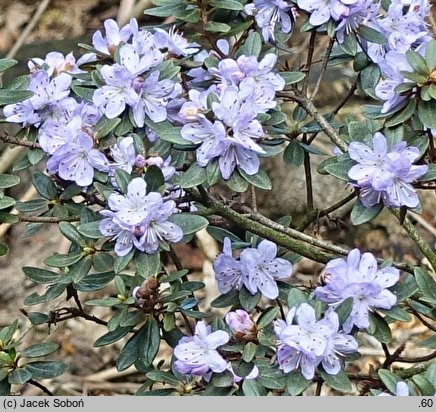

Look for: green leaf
[116,329,143,371]
[0,175,20,189]
[180,163,207,188]
[114,249,134,274]
[23,284,66,306]
[209,0,243,9]
[385,99,417,128]
[239,168,272,190]
[58,222,87,247]
[235,31,262,58]
[319,369,352,392]
[380,305,411,322]
[95,116,121,139]
[414,267,436,301]
[22,267,60,284]
[146,370,180,386]
[324,159,355,181]
[168,213,208,235]
[225,169,249,192]
[287,288,308,309]
[0,320,19,343]
[92,252,114,272]
[283,141,305,166]
[210,370,234,387]
[0,243,7,256]
[357,25,387,44]
[406,50,430,76]
[425,39,436,70]
[359,64,381,98]
[140,317,160,366]
[144,165,165,193]
[239,287,261,311]
[0,58,17,72]
[205,160,221,186]
[68,257,93,283]
[114,169,133,194]
[207,226,244,244]
[336,297,354,325]
[32,172,58,200]
[27,148,44,166]
[242,380,267,396]
[256,307,280,329]
[75,270,115,292]
[14,199,47,213]
[0,89,33,105]
[210,290,240,308]
[0,197,15,210]
[27,312,50,325]
[412,375,435,396]
[350,200,383,225]
[144,3,186,17]
[94,326,131,347]
[24,361,68,379]
[286,371,311,395]
[390,273,418,301]
[44,251,85,268]
[22,342,59,358]
[378,369,400,393]
[8,368,32,385]
[242,342,257,363]
[419,334,436,349]
[418,99,436,129]
[367,312,392,343]
[71,84,94,101]
[77,220,102,239]
[280,71,305,86]
[135,252,161,278]
[204,21,231,33]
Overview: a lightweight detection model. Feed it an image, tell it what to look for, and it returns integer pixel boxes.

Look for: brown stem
[315,379,323,396]
[15,214,80,223]
[0,133,41,149]
[302,31,317,95]
[279,90,348,152]
[332,80,358,116]
[409,307,436,332]
[310,37,335,99]
[28,379,54,396]
[302,136,314,210]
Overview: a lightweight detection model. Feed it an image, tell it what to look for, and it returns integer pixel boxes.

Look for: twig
[296,191,357,231]
[310,37,335,99]
[302,136,314,210]
[250,185,258,213]
[13,214,80,223]
[332,80,358,116]
[279,90,348,152]
[396,351,436,363]
[390,209,436,272]
[28,379,54,396]
[0,133,41,150]
[5,0,52,61]
[315,379,323,396]
[409,307,436,332]
[302,31,317,95]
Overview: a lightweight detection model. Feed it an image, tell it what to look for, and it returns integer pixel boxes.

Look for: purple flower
[213,237,293,299]
[348,132,428,208]
[46,133,108,187]
[225,309,257,339]
[92,18,135,55]
[213,237,246,294]
[274,304,357,379]
[154,25,200,56]
[174,321,230,380]
[109,136,137,174]
[92,65,138,119]
[297,0,361,27]
[228,363,259,383]
[132,70,177,125]
[3,70,71,127]
[244,0,295,42]
[99,178,182,256]
[28,51,82,79]
[314,248,400,332]
[240,240,293,299]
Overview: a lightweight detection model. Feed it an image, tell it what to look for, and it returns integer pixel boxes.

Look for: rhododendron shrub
[0,0,435,397]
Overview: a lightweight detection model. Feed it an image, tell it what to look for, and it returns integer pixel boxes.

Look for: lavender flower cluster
[213,237,293,299]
